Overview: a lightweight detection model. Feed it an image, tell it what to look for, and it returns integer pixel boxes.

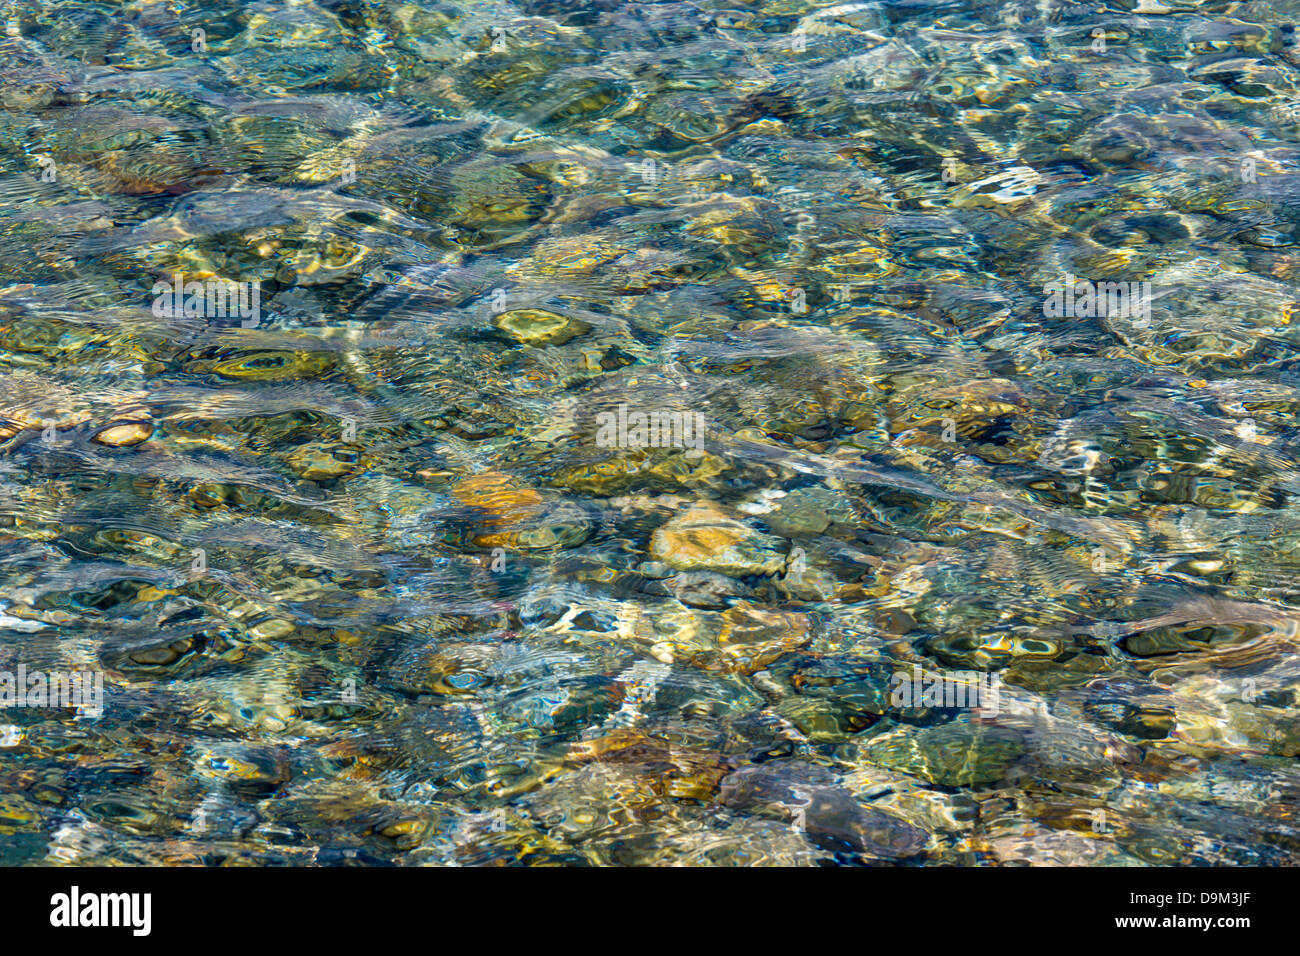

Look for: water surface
[0,0,1298,865]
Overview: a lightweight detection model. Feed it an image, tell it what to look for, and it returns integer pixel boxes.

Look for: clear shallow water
[0,0,1298,865]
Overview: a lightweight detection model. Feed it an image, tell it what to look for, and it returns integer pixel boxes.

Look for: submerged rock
[493,308,590,346]
[650,503,787,577]
[718,760,928,859]
[91,421,153,447]
[860,723,1026,787]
